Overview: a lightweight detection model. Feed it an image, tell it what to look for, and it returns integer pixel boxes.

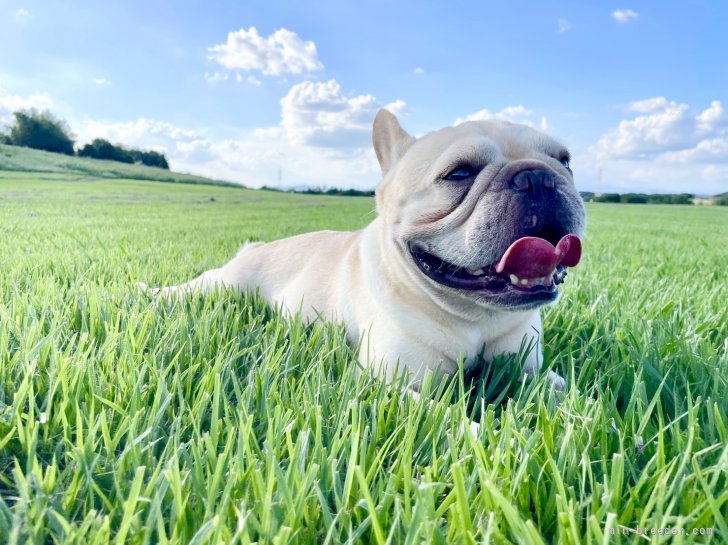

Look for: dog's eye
[559,158,571,172]
[444,166,474,181]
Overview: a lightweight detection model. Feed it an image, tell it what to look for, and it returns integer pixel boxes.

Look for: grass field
[0,170,726,544]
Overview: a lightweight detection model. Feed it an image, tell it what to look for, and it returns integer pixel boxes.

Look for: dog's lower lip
[408,243,560,298]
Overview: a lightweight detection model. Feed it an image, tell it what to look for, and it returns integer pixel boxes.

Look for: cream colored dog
[147,110,585,391]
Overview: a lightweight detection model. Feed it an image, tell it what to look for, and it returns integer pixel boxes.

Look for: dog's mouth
[408,235,582,305]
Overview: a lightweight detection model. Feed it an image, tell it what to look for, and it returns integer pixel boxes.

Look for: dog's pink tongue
[495,235,582,278]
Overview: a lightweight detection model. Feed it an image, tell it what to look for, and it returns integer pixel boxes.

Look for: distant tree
[78,138,134,163]
[148,151,170,170]
[129,149,169,169]
[0,132,11,145]
[669,193,694,205]
[593,193,621,203]
[621,193,648,203]
[76,143,98,159]
[297,186,375,196]
[8,110,75,155]
[713,192,728,206]
[579,191,595,202]
[79,139,170,169]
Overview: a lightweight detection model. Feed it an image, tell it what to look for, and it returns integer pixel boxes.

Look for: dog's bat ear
[372,109,415,176]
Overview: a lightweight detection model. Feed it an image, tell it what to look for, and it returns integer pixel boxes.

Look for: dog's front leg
[521,346,566,392]
[486,312,566,392]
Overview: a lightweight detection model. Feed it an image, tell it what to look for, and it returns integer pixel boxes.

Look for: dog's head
[373,109,586,312]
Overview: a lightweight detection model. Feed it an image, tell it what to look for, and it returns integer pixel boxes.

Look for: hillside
[0,143,237,187]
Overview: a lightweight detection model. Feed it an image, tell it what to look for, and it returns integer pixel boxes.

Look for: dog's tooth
[469,268,485,276]
[520,278,529,286]
[509,274,519,285]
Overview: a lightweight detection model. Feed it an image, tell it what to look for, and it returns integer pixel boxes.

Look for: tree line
[580,192,698,205]
[0,109,169,170]
[261,185,375,197]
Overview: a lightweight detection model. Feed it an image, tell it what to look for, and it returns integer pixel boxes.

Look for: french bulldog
[146,110,585,392]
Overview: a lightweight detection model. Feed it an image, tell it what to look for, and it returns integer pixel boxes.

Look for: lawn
[0,171,726,544]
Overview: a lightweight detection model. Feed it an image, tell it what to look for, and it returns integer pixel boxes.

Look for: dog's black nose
[509,169,556,197]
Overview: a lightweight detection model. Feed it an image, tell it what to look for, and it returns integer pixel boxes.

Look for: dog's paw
[547,370,566,392]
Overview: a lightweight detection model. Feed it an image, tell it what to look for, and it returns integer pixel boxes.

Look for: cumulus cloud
[0,84,55,126]
[596,97,726,159]
[93,77,111,86]
[280,79,404,150]
[72,79,404,188]
[696,100,725,134]
[588,97,728,194]
[455,105,549,132]
[208,27,323,77]
[627,97,669,113]
[558,19,572,33]
[413,67,425,75]
[612,9,638,23]
[596,99,691,158]
[661,138,728,164]
[77,118,205,156]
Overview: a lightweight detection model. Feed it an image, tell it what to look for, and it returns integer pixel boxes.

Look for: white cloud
[576,153,727,195]
[204,72,229,83]
[93,78,111,87]
[280,79,393,149]
[661,138,728,164]
[455,105,549,132]
[696,100,725,134]
[209,72,262,86]
[413,67,425,75]
[587,97,728,194]
[208,27,323,77]
[72,79,404,189]
[77,118,203,150]
[558,19,572,33]
[172,135,379,189]
[597,99,691,157]
[13,8,33,22]
[612,9,638,23]
[596,97,727,159]
[0,84,55,126]
[384,100,408,118]
[627,97,669,113]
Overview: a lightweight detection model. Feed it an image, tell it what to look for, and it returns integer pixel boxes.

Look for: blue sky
[1,1,727,194]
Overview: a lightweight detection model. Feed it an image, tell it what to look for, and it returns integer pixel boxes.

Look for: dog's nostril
[511,171,533,192]
[509,169,556,194]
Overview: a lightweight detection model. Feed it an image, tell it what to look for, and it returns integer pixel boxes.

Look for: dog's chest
[446,311,536,366]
